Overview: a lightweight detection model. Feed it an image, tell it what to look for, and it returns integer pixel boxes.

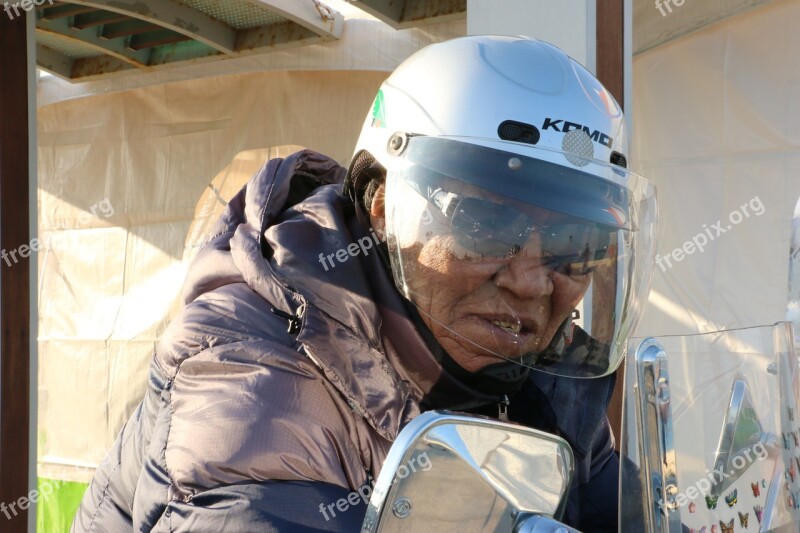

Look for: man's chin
[437,336,529,373]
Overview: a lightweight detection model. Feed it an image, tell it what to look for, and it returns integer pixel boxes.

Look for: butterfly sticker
[738,511,749,528]
[794,490,800,510]
[689,501,697,513]
[719,519,735,533]
[699,527,707,533]
[725,489,737,508]
[754,504,764,524]
[784,433,792,450]
[788,461,797,483]
[711,525,718,533]
[751,482,760,497]
[706,494,719,509]
[793,430,799,446]
[789,406,795,421]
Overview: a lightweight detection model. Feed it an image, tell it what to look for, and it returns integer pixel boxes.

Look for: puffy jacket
[73,150,619,533]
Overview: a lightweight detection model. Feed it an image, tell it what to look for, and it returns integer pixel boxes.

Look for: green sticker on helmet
[371,89,385,128]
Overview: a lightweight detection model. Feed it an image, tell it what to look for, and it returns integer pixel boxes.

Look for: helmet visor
[383,135,657,378]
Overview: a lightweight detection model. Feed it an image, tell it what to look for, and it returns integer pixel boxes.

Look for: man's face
[373,180,602,373]
[406,234,592,373]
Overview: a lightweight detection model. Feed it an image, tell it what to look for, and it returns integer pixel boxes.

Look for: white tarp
[36,13,465,481]
[36,68,394,481]
[632,0,800,339]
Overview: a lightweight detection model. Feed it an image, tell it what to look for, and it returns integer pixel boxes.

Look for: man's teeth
[492,320,521,334]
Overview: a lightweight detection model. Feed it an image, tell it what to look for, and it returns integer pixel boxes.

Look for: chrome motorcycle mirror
[360,411,576,533]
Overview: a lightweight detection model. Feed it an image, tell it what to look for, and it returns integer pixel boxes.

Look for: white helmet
[347,35,657,378]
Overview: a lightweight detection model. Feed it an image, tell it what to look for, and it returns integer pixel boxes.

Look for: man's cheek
[551,273,590,314]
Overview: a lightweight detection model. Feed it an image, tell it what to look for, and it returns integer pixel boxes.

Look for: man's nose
[492,252,554,299]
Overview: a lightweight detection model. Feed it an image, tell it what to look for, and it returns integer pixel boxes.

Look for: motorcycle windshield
[621,323,800,533]
[787,196,800,341]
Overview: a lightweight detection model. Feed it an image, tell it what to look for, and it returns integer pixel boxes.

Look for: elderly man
[73,35,656,533]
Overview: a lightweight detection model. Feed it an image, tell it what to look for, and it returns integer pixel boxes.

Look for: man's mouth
[491,320,522,335]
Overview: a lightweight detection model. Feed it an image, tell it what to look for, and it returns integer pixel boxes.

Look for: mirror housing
[361,411,575,532]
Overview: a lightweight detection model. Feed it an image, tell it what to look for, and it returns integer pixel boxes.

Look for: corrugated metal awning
[346,0,465,29]
[34,0,469,83]
[35,0,344,81]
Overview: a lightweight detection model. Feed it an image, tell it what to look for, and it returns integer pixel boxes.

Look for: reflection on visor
[417,177,616,275]
[382,135,656,379]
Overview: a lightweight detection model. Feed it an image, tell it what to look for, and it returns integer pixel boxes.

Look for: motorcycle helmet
[346,35,657,378]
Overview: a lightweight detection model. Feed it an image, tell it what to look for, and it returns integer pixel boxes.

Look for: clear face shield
[381,135,657,378]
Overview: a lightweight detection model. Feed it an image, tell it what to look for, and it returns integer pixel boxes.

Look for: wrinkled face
[406,231,592,373]
[372,181,598,373]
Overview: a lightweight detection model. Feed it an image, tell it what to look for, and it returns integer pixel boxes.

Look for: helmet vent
[562,129,594,167]
[498,120,540,145]
[610,151,628,169]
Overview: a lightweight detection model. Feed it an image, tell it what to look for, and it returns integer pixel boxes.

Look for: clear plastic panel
[621,323,800,533]
[787,196,800,345]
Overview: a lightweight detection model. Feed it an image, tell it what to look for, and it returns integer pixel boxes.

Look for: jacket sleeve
[75,282,375,533]
[154,479,368,532]
[72,360,170,533]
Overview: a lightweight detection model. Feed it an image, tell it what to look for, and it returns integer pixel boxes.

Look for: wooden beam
[71,10,130,30]
[597,0,625,109]
[0,12,32,533]
[37,16,152,68]
[40,3,96,20]
[67,0,237,54]
[596,0,626,450]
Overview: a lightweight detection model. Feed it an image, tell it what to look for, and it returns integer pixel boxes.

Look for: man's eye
[546,254,603,277]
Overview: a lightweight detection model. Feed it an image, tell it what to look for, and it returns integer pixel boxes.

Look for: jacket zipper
[270,304,305,334]
[446,394,511,422]
[498,395,510,422]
